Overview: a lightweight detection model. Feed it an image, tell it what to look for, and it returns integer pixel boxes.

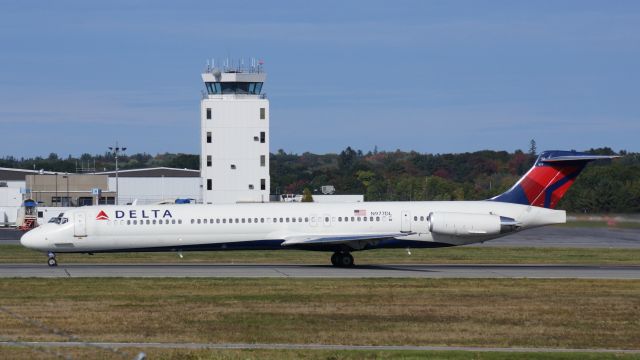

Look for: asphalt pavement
[1,263,638,279]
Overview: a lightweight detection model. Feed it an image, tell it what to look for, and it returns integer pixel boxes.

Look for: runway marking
[1,341,639,353]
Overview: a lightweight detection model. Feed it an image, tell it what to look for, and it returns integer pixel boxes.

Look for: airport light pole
[108,142,126,205]
[54,173,58,207]
[62,175,69,207]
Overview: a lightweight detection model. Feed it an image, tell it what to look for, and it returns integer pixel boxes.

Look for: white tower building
[200,62,269,204]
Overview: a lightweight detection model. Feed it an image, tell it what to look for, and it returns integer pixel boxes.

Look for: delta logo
[96,210,109,220]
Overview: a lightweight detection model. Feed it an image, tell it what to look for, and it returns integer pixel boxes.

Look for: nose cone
[20,228,42,250]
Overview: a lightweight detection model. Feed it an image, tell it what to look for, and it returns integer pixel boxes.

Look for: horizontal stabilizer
[540,154,619,163]
[282,232,410,246]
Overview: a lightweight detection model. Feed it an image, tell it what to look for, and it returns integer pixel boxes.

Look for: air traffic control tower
[200,61,269,204]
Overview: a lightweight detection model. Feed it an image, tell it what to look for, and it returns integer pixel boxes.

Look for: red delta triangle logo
[96,210,109,220]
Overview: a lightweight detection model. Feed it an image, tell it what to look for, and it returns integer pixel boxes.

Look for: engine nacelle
[428,212,518,237]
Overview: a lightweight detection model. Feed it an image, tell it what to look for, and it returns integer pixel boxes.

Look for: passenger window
[216,219,220,224]
[146,220,150,225]
[351,217,355,222]
[172,219,176,224]
[305,217,309,222]
[291,218,296,223]
[255,218,259,223]
[133,220,137,225]
[325,217,329,222]
[338,217,342,222]
[363,217,367,222]
[376,216,380,221]
[242,218,246,223]
[286,218,290,223]
[261,218,265,223]
[414,216,418,221]
[369,217,373,221]
[127,220,131,225]
[235,218,239,223]
[197,219,201,224]
[420,216,425,221]
[298,217,302,223]
[223,219,226,224]
[357,217,361,222]
[178,220,182,224]
[191,219,195,224]
[280,218,284,223]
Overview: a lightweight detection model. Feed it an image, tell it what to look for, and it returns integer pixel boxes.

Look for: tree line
[2,147,638,213]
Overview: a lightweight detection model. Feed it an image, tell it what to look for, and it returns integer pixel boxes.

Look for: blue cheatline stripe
[57,239,455,254]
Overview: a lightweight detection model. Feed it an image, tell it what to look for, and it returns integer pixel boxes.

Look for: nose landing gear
[47,252,57,267]
[330,251,354,267]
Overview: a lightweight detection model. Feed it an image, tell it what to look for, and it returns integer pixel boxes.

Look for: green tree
[301,188,314,202]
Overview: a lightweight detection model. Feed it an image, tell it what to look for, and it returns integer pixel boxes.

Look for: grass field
[2,244,640,265]
[2,347,640,360]
[0,278,638,354]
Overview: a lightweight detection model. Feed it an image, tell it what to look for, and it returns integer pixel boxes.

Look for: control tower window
[260,132,265,143]
[206,108,211,119]
[206,82,263,95]
[205,82,222,94]
[260,108,265,119]
[206,132,212,143]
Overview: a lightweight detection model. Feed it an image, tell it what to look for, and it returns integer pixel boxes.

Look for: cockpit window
[48,214,68,225]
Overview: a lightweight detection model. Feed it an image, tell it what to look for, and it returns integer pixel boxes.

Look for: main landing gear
[331,251,354,268]
[47,252,57,267]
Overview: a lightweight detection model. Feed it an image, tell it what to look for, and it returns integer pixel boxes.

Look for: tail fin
[491,150,617,209]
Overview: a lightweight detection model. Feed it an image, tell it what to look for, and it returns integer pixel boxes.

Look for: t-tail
[490,150,617,209]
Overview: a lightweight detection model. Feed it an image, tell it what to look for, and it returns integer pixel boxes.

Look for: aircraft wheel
[47,257,57,267]
[330,253,339,266]
[338,252,354,268]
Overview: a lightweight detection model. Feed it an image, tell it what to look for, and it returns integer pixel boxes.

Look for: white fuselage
[20,201,565,254]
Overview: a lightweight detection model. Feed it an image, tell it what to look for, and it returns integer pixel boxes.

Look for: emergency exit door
[401,211,411,232]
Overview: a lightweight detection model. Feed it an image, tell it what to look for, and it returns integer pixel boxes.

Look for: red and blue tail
[490,150,616,209]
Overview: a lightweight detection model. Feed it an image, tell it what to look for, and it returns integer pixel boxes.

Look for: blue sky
[1,0,638,157]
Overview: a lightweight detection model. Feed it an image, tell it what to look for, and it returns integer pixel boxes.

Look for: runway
[1,263,639,279]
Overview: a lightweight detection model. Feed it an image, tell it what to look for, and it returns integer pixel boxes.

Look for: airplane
[20,150,616,267]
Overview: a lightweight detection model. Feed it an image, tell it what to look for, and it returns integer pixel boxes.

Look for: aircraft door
[401,211,411,232]
[74,212,87,237]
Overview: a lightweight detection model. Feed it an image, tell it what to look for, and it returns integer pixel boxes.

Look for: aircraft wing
[281,232,411,246]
